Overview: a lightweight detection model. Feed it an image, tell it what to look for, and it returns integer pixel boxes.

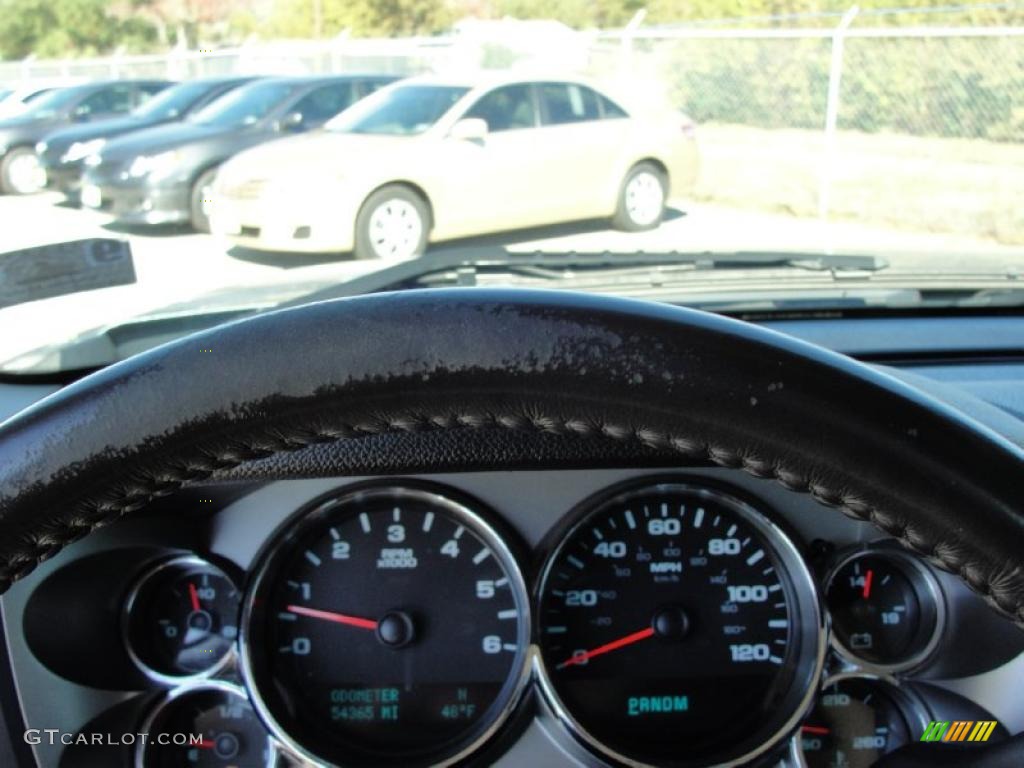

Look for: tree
[267,0,453,39]
[0,0,149,59]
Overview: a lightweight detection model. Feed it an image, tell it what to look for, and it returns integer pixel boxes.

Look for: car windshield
[17,85,86,118]
[132,81,217,120]
[187,81,295,128]
[0,5,1021,375]
[326,84,469,135]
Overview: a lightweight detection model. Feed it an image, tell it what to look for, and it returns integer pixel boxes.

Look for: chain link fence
[1,15,1021,242]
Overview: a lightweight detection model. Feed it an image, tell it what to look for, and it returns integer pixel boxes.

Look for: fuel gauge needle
[286,605,379,631]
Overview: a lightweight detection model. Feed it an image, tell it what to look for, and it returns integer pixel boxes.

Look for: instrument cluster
[100,474,978,768]
[16,468,1003,768]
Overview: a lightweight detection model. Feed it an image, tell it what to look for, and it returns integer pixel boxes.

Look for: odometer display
[537,481,823,767]
[241,484,530,767]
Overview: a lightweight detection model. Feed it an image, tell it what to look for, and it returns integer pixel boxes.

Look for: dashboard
[1,309,1024,768]
[3,467,1022,768]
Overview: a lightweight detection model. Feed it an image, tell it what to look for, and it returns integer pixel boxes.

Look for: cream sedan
[210,74,698,260]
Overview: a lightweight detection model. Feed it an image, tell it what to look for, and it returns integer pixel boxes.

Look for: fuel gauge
[137,682,277,768]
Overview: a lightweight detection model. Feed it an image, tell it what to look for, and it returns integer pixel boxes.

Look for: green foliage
[658,35,1024,141]
[495,0,646,28]
[0,0,158,58]
[266,0,453,39]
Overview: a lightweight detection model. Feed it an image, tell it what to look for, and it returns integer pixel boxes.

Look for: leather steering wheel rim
[0,289,1022,626]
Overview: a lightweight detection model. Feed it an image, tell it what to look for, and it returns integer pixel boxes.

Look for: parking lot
[2,189,1022,366]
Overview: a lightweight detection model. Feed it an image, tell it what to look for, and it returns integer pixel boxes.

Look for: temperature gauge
[125,556,240,682]
[137,682,277,768]
[825,549,944,671]
[799,677,924,768]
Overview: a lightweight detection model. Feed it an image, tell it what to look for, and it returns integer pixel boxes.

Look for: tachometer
[536,480,824,767]
[241,483,531,767]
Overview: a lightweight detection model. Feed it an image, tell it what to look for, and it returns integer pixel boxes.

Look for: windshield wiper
[286,247,888,307]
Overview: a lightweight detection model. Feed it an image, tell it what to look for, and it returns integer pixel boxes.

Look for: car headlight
[35,141,47,155]
[128,150,181,179]
[61,138,106,164]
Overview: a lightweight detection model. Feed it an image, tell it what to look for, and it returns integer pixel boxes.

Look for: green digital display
[627,695,690,716]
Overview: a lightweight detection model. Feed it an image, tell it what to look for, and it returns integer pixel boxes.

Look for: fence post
[818,5,859,228]
[110,47,126,78]
[332,29,351,73]
[619,9,647,76]
[20,54,36,82]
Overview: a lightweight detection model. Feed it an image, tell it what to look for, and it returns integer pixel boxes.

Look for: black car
[0,79,172,195]
[37,76,259,200]
[81,74,398,232]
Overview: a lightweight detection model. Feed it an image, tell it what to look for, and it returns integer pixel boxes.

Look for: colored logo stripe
[968,721,998,742]
[921,720,997,743]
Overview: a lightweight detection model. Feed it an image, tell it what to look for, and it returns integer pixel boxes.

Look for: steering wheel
[0,288,1022,634]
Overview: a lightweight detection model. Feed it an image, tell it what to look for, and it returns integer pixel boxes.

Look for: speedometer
[536,480,824,767]
[241,483,531,767]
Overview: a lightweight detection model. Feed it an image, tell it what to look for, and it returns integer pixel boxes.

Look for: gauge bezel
[533,476,827,768]
[239,480,534,768]
[135,679,279,768]
[122,554,241,686]
[794,672,931,768]
[824,546,946,674]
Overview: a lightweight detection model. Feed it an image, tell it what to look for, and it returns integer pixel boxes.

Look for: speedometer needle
[557,627,655,669]
[862,569,874,599]
[188,583,201,612]
[286,605,379,631]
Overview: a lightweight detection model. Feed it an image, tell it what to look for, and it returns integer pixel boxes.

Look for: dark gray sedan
[80,74,397,232]
[37,76,258,200]
[0,79,172,195]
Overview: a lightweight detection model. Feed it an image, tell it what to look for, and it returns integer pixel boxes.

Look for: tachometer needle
[801,725,831,735]
[188,583,201,612]
[557,627,655,669]
[862,569,874,599]
[286,604,379,631]
[195,738,217,749]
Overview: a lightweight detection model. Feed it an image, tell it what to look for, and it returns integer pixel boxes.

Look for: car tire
[612,161,668,232]
[0,147,45,195]
[354,185,429,261]
[189,168,218,233]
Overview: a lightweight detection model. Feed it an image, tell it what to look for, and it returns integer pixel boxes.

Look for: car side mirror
[72,105,92,122]
[449,118,488,142]
[278,112,304,132]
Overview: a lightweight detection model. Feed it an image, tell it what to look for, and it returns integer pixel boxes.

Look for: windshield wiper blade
[286,247,887,307]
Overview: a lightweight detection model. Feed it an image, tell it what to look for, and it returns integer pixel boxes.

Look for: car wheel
[354,185,429,261]
[189,168,218,233]
[612,162,668,232]
[0,147,46,195]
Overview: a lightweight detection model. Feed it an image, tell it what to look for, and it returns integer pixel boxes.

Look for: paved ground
[1,191,1022,367]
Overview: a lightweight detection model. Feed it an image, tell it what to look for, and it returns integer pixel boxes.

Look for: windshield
[327,85,469,135]
[187,81,295,128]
[0,6,1022,375]
[18,86,86,119]
[132,80,217,120]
